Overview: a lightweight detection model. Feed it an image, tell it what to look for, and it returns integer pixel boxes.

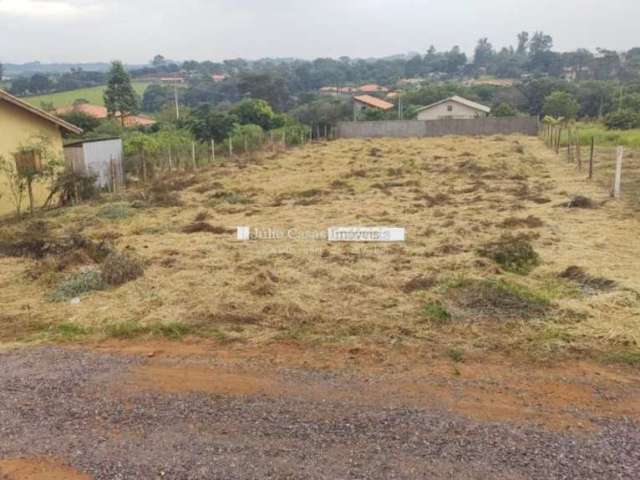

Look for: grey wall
[336,117,539,139]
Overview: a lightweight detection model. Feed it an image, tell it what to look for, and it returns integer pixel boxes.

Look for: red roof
[353,95,395,111]
[358,84,389,93]
[56,103,157,127]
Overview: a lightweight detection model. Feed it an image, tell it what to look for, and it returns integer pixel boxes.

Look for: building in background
[352,95,395,119]
[56,102,156,128]
[416,95,491,121]
[63,137,124,190]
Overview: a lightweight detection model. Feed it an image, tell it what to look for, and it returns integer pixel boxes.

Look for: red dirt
[112,340,640,432]
[0,458,90,480]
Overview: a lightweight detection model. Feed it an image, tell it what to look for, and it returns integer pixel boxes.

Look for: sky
[1,0,639,64]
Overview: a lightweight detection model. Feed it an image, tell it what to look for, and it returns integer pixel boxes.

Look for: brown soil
[112,340,640,432]
[0,458,90,480]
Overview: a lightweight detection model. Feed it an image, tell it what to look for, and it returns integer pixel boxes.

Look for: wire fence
[122,125,330,184]
[540,124,640,207]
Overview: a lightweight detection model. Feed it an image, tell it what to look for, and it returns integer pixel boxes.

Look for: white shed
[64,137,124,190]
[416,96,491,121]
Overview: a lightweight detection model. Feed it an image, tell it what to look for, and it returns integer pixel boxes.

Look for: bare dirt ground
[1,344,639,479]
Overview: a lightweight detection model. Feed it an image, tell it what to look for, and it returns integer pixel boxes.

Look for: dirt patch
[181,222,232,234]
[402,275,437,293]
[125,364,283,397]
[560,266,617,294]
[445,278,549,321]
[0,458,90,480]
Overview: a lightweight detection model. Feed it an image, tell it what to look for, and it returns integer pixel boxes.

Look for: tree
[473,38,494,70]
[237,73,291,111]
[104,61,139,126]
[543,91,580,119]
[58,111,101,135]
[516,32,529,56]
[229,99,276,130]
[142,84,173,113]
[529,32,554,72]
[29,74,52,94]
[186,106,239,142]
[152,54,166,67]
[493,103,517,117]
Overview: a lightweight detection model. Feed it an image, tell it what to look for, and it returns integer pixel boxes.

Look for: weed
[477,234,540,274]
[566,196,595,209]
[446,348,465,363]
[422,302,451,324]
[50,269,105,301]
[101,251,144,286]
[152,322,193,340]
[51,322,92,341]
[104,320,150,339]
[97,202,132,221]
[559,266,616,294]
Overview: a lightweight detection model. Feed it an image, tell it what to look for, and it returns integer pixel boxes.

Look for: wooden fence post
[588,137,594,180]
[612,146,624,199]
[575,134,582,171]
[211,140,215,163]
[229,137,233,157]
[192,142,197,169]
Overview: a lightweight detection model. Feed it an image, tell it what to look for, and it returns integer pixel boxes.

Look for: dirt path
[1,345,639,479]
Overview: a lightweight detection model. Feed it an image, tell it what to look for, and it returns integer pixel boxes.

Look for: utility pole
[174,84,181,120]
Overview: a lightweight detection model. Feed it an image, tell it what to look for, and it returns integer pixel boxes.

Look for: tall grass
[562,122,640,148]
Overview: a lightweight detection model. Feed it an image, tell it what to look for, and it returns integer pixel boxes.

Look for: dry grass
[1,136,639,362]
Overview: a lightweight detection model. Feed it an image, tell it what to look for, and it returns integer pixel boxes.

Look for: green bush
[97,202,132,220]
[477,234,540,274]
[422,302,451,324]
[50,269,105,301]
[604,110,640,130]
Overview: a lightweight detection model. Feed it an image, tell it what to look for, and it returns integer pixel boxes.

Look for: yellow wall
[0,100,65,216]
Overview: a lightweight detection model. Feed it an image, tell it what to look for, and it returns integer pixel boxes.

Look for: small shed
[64,137,124,190]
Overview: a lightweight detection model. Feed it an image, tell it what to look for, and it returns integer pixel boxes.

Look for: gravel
[1,347,639,479]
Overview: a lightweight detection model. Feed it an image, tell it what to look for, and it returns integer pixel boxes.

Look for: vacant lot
[22,82,150,109]
[1,135,640,478]
[1,135,639,362]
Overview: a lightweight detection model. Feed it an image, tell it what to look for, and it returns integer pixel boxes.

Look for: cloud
[0,0,101,19]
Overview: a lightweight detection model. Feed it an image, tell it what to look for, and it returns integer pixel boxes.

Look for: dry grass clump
[403,275,437,293]
[443,278,550,321]
[559,266,616,294]
[50,268,105,302]
[500,215,544,229]
[566,195,596,209]
[477,234,540,274]
[101,251,144,286]
[181,222,231,235]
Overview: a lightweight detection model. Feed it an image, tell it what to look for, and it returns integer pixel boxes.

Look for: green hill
[22,82,151,109]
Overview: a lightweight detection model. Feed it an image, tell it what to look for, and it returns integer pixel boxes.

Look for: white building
[416,96,491,121]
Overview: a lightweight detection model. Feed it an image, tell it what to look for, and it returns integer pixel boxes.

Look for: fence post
[588,137,594,180]
[229,137,233,157]
[192,142,197,169]
[575,134,582,171]
[244,135,248,153]
[612,146,624,199]
[211,140,215,163]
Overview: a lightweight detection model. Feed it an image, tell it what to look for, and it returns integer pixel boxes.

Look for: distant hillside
[22,82,151,109]
[3,62,147,77]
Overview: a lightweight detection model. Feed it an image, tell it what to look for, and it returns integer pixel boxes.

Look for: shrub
[50,269,105,301]
[477,234,540,274]
[101,251,144,286]
[493,103,517,117]
[605,110,640,130]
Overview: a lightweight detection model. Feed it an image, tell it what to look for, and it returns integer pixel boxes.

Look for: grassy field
[1,136,639,365]
[564,121,640,147]
[22,82,151,109]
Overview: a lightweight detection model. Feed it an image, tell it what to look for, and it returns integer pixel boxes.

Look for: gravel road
[0,347,639,479]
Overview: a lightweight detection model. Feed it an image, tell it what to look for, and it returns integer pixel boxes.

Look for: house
[416,96,491,121]
[211,74,226,82]
[358,84,389,94]
[319,86,356,97]
[0,89,82,215]
[353,95,395,118]
[56,103,157,128]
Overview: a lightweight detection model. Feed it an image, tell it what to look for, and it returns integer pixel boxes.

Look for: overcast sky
[1,0,639,64]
